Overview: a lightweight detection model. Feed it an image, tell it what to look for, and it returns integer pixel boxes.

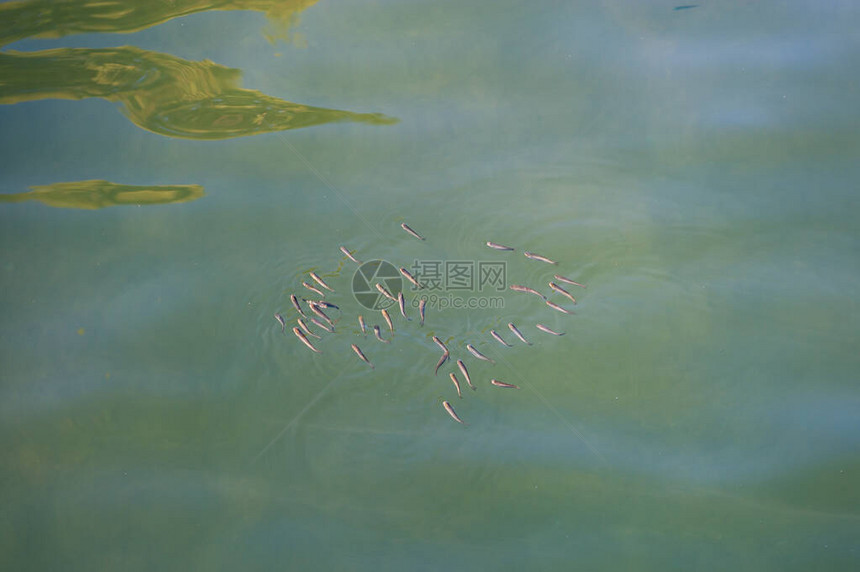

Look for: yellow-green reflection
[0,0,319,48]
[0,47,398,139]
[0,180,205,209]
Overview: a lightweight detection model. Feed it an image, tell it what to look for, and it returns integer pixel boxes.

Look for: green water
[1,1,858,570]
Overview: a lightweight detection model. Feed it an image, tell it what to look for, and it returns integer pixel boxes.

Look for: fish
[350,344,374,369]
[536,324,565,336]
[545,300,573,314]
[309,303,335,327]
[290,294,307,318]
[456,359,475,391]
[524,251,557,265]
[419,299,426,326]
[510,284,546,300]
[486,241,514,251]
[442,400,465,425]
[549,282,576,304]
[397,292,410,320]
[491,379,519,389]
[292,327,321,353]
[339,246,361,264]
[274,313,286,334]
[490,329,513,347]
[553,274,586,289]
[449,372,462,398]
[508,322,532,345]
[466,344,495,364]
[358,315,367,335]
[373,325,390,343]
[381,309,394,333]
[297,318,321,339]
[432,336,448,353]
[302,281,325,298]
[307,300,339,310]
[399,267,423,289]
[435,351,449,375]
[375,283,396,301]
[310,317,334,333]
[401,222,425,240]
[309,271,334,292]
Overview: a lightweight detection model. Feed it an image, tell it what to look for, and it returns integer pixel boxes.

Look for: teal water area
[1,1,858,570]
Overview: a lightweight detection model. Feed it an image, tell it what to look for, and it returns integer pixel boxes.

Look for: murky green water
[1,1,858,570]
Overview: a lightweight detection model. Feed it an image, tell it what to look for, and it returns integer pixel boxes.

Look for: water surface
[1,1,858,570]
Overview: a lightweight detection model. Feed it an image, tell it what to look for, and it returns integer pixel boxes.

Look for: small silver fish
[549,282,576,304]
[553,274,586,289]
[373,325,390,343]
[302,281,325,298]
[442,400,465,425]
[351,344,373,369]
[397,292,410,320]
[401,222,425,240]
[310,317,334,333]
[510,284,546,300]
[456,359,475,391]
[308,299,340,310]
[466,344,495,364]
[435,351,449,375]
[399,267,423,289]
[508,322,532,345]
[419,299,426,326]
[524,251,557,265]
[432,336,448,353]
[491,379,519,389]
[309,271,334,292]
[358,315,367,335]
[309,303,335,327]
[486,241,514,251]
[297,318,321,339]
[490,329,513,347]
[536,324,565,336]
[292,327,321,353]
[381,309,394,333]
[545,300,573,314]
[290,294,307,318]
[339,246,361,264]
[449,372,462,398]
[274,313,286,334]
[375,283,396,301]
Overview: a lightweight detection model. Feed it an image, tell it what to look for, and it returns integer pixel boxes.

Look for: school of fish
[276,223,587,425]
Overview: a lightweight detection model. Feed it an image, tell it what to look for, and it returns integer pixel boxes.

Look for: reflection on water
[0,0,397,140]
[0,47,398,139]
[0,179,204,209]
[0,0,320,48]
